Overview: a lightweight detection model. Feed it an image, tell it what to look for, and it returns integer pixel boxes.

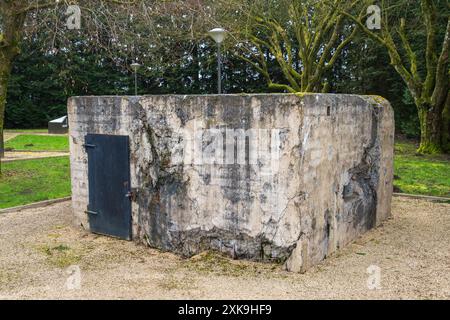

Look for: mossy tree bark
[417,100,448,154]
[0,1,26,174]
[0,56,12,160]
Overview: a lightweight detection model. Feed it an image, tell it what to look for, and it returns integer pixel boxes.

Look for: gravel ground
[0,197,449,300]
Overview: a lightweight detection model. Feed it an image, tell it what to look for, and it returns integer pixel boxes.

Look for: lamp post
[130,62,141,95]
[208,28,227,94]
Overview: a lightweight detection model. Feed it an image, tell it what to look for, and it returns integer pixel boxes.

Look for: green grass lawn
[5,134,69,152]
[394,139,450,197]
[0,157,71,209]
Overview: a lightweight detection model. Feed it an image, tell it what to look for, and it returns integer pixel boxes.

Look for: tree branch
[397,18,421,85]
[421,0,438,100]
[432,17,450,107]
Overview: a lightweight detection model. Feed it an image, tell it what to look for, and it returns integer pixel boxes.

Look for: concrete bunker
[68,94,394,272]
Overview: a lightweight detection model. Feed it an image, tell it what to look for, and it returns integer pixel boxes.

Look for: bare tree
[215,0,363,93]
[0,0,209,173]
[343,0,449,154]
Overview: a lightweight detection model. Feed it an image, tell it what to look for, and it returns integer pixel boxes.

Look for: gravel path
[1,151,69,162]
[3,132,20,142]
[0,197,449,300]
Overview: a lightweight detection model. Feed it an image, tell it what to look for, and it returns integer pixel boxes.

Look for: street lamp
[130,62,141,96]
[208,28,227,94]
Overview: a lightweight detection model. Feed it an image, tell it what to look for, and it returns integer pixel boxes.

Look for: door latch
[125,189,138,201]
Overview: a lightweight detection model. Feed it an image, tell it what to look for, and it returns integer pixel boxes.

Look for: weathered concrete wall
[68,94,394,272]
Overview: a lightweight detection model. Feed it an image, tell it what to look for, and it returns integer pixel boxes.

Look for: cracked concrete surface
[68,94,394,272]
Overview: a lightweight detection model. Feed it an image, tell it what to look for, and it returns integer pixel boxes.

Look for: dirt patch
[0,198,449,299]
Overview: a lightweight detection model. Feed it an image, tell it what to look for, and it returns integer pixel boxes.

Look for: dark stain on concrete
[170,227,295,263]
[342,105,380,231]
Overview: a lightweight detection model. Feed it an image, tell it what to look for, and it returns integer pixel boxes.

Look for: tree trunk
[0,54,12,165]
[443,94,450,151]
[0,3,26,174]
[417,100,447,154]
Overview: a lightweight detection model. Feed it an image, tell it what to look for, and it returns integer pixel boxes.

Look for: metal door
[85,134,132,240]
